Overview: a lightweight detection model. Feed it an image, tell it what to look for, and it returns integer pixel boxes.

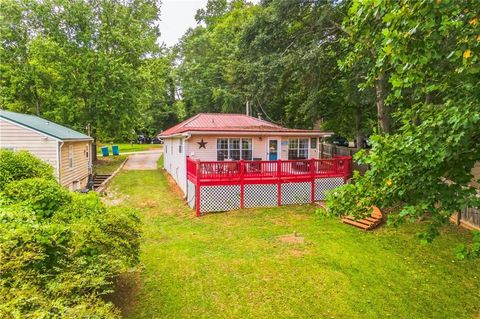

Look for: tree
[327,0,480,243]
[0,0,169,143]
[176,0,258,116]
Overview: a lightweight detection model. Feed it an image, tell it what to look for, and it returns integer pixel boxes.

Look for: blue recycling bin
[101,146,109,157]
[112,145,119,156]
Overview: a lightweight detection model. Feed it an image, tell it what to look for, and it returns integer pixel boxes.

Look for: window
[288,138,309,159]
[68,145,74,168]
[1,146,15,151]
[178,140,183,153]
[217,138,252,161]
[310,138,317,149]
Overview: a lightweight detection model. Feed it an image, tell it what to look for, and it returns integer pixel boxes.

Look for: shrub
[0,189,140,318]
[0,150,55,190]
[3,178,71,218]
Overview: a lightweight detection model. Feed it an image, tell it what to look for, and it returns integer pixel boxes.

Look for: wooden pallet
[342,206,383,231]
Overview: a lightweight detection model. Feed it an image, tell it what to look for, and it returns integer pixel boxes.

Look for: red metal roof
[159,113,331,137]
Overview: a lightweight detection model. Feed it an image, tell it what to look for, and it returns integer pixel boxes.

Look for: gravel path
[123,150,162,170]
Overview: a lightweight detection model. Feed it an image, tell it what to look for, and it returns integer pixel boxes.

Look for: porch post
[310,158,315,203]
[195,159,201,217]
[277,160,282,206]
[240,160,245,209]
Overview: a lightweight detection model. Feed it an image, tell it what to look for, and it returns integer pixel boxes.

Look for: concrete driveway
[123,150,162,170]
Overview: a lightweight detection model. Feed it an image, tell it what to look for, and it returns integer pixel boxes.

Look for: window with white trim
[68,145,74,168]
[288,138,309,159]
[217,138,252,161]
[178,140,183,153]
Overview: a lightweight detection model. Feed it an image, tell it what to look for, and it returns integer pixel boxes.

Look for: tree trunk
[355,105,364,150]
[375,71,390,134]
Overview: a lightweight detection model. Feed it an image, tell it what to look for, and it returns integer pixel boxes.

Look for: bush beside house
[0,150,140,318]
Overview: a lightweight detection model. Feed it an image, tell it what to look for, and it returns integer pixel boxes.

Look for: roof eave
[1,115,92,141]
[160,130,334,138]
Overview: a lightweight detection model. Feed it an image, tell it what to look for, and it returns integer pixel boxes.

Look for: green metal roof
[0,109,93,141]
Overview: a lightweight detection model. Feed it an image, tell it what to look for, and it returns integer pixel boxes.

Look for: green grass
[93,155,128,174]
[108,158,480,319]
[96,143,162,155]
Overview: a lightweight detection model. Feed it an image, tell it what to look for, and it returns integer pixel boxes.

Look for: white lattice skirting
[193,177,345,214]
[200,185,241,213]
[314,177,344,201]
[245,184,278,208]
[281,182,311,205]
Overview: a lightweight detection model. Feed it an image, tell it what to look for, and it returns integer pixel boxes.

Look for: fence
[456,207,480,230]
[320,143,368,175]
[186,156,352,216]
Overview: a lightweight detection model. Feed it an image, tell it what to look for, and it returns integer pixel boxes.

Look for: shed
[0,109,93,190]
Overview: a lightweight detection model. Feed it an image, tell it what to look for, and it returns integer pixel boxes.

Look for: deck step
[342,207,383,231]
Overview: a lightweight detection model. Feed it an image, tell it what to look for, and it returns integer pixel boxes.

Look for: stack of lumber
[342,206,383,231]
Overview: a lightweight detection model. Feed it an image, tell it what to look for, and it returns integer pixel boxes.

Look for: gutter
[159,131,334,139]
[183,133,192,199]
[57,141,64,184]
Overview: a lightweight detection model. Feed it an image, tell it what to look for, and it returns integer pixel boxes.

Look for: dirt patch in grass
[137,199,159,209]
[104,271,142,318]
[288,248,309,257]
[101,190,128,206]
[277,233,305,244]
[164,171,185,199]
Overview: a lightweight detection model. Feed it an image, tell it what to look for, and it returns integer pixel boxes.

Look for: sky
[158,0,208,47]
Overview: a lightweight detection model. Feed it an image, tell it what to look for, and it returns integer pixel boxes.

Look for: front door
[268,139,278,160]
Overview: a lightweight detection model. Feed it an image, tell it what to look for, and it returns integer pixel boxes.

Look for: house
[159,113,352,216]
[0,109,93,190]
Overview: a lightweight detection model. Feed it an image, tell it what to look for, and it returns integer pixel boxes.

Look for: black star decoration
[197,139,208,149]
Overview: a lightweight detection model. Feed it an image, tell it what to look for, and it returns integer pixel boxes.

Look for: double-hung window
[68,145,74,168]
[217,138,252,161]
[288,138,309,159]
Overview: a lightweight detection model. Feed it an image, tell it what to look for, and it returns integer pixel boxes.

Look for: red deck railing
[187,156,352,185]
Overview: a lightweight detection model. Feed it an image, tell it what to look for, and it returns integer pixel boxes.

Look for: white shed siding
[163,137,187,195]
[0,118,59,176]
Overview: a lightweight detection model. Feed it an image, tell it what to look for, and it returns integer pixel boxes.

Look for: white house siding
[186,135,321,162]
[0,118,59,176]
[59,141,91,190]
[186,135,264,161]
[163,137,187,195]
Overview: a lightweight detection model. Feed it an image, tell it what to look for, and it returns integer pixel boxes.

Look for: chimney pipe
[257,112,263,120]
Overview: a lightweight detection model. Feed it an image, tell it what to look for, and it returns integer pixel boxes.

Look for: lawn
[96,143,162,155]
[108,158,480,319]
[94,155,128,175]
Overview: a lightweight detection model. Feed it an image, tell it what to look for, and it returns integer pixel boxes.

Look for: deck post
[310,158,315,203]
[195,159,201,217]
[240,160,245,209]
[277,160,282,206]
